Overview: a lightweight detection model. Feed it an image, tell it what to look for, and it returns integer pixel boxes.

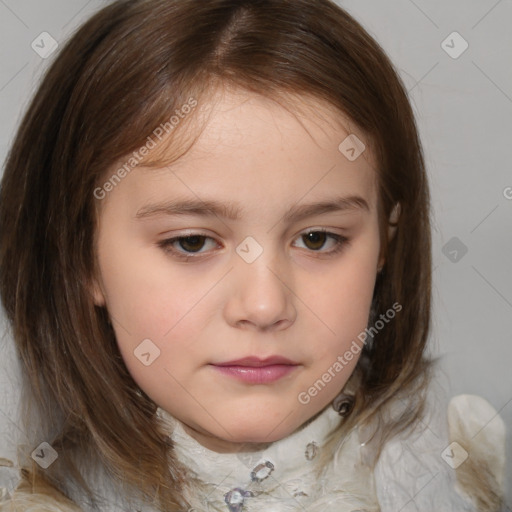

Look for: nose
[223,246,297,332]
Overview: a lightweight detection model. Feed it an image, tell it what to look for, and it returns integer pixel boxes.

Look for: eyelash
[157,229,350,262]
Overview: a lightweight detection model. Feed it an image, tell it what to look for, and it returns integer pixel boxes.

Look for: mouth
[210,356,300,384]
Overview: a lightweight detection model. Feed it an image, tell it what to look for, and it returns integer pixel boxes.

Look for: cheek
[302,253,377,340]
[295,253,378,387]
[107,276,214,388]
[97,232,214,338]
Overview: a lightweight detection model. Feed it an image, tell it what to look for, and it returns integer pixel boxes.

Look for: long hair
[0,0,433,509]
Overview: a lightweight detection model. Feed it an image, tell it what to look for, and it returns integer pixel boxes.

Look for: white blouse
[154,389,506,512]
[0,381,507,511]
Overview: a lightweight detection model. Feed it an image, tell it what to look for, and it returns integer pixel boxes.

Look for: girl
[0,0,506,511]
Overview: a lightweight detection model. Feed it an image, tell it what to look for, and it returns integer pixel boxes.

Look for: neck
[180,422,273,454]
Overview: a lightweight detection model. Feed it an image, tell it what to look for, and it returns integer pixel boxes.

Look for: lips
[210,356,300,384]
[213,356,298,367]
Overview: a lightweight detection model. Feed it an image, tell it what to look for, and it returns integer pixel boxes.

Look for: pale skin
[92,87,399,453]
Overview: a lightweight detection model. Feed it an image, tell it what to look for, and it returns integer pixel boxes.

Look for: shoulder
[446,394,506,510]
[373,379,507,512]
[0,459,81,512]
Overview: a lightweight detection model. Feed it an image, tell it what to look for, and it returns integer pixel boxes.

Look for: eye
[158,229,349,262]
[293,229,349,255]
[157,234,219,260]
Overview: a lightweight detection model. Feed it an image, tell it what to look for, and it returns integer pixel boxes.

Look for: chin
[218,414,301,445]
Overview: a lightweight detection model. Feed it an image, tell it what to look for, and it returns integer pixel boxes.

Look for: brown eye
[293,230,349,256]
[302,231,328,251]
[158,234,218,260]
[177,235,207,253]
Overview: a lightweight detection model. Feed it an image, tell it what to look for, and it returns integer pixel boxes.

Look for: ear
[377,202,401,271]
[387,202,401,242]
[88,275,106,307]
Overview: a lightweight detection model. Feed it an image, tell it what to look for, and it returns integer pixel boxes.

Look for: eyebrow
[135,195,370,222]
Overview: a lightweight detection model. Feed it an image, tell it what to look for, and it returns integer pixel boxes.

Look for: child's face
[93,88,383,452]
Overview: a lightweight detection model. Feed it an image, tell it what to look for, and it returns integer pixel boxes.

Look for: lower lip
[211,364,298,384]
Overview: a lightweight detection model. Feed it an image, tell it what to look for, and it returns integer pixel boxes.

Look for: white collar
[156,405,380,512]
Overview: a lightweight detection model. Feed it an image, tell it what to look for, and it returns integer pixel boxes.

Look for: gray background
[0,0,511,507]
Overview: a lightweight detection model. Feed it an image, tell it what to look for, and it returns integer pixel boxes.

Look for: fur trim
[0,469,81,512]
[448,395,506,512]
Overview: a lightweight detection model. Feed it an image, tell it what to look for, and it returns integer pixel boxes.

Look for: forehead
[96,87,380,223]
[138,87,378,200]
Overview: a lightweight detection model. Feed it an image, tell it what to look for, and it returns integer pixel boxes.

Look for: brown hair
[0,0,433,509]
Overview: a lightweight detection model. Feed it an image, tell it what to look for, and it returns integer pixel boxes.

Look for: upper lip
[212,356,299,367]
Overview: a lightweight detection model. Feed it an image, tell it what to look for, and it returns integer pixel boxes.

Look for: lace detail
[158,405,380,512]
